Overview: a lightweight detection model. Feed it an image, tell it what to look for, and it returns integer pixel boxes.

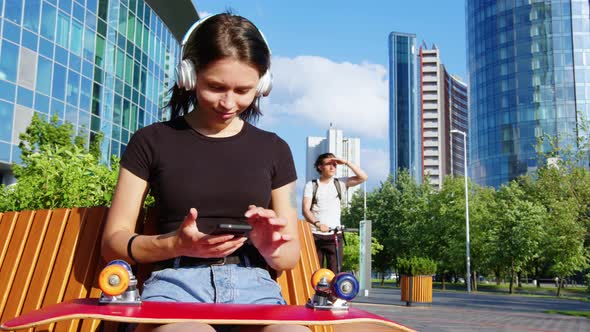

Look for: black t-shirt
[121,117,297,234]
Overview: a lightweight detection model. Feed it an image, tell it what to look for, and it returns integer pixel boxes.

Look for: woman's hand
[244,205,294,259]
[174,208,248,258]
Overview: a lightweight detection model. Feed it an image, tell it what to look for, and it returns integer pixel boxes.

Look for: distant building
[0,0,199,185]
[388,31,422,183]
[306,125,361,206]
[419,45,469,188]
[467,0,590,187]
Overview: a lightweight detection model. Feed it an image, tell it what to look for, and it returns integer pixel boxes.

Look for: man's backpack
[310,178,342,210]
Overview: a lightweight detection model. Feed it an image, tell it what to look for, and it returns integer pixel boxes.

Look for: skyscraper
[0,0,199,185]
[306,125,361,206]
[419,45,469,187]
[389,31,422,183]
[467,0,590,187]
[446,72,469,177]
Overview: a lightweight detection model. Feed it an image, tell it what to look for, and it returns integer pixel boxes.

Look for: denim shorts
[141,264,286,304]
[138,264,286,332]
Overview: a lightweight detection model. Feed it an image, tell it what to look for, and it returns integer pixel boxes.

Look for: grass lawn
[372,279,589,300]
[544,310,590,319]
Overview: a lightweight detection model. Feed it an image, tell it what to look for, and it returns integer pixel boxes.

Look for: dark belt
[154,254,267,271]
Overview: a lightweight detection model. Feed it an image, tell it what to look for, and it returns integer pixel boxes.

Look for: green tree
[341,232,383,274]
[492,181,547,294]
[0,114,118,211]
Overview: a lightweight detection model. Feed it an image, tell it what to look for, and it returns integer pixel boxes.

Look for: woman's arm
[246,181,301,271]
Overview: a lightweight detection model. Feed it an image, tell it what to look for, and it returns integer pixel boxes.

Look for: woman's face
[195,58,260,124]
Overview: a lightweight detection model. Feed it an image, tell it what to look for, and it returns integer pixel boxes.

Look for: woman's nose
[220,93,236,109]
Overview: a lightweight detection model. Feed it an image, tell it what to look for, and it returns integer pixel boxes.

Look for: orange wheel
[98,264,130,296]
[311,268,335,288]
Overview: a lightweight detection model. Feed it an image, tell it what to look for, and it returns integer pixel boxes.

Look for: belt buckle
[211,257,226,266]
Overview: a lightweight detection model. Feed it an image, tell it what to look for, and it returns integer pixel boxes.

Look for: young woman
[101,13,308,332]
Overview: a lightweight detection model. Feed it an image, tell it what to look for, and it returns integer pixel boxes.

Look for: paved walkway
[350,287,590,331]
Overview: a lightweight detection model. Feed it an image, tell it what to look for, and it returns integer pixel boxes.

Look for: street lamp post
[450,129,471,293]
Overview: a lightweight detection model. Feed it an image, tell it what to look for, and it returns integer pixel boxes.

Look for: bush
[398,256,437,276]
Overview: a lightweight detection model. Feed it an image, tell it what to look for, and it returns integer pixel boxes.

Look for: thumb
[180,208,198,230]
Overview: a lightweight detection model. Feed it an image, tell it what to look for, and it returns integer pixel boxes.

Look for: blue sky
[193,0,467,196]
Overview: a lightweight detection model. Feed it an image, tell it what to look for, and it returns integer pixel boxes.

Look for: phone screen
[198,217,251,236]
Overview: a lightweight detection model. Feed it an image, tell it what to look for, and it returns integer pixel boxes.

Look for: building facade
[419,46,469,187]
[446,72,469,177]
[419,46,446,186]
[389,31,422,183]
[0,0,199,185]
[306,126,362,206]
[467,0,590,187]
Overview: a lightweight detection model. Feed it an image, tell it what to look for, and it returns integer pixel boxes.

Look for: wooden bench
[0,207,333,332]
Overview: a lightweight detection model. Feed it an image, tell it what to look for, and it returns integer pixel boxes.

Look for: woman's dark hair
[314,153,336,173]
[167,13,271,123]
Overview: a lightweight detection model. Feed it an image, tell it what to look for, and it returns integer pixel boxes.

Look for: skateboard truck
[98,260,141,305]
[306,269,359,311]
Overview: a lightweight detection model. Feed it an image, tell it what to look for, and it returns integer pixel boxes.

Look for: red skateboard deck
[0,298,415,331]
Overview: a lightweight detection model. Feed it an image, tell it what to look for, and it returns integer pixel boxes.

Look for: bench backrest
[0,208,332,332]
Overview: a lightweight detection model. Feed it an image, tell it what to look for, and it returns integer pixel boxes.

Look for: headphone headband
[176,14,273,96]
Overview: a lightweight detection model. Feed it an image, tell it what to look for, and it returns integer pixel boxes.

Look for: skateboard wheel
[311,268,335,289]
[99,264,130,296]
[106,259,132,273]
[332,272,359,301]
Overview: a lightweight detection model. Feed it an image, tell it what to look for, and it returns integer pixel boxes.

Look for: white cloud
[261,56,389,139]
[361,147,390,191]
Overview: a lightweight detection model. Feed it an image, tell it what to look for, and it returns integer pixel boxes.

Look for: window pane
[83,27,95,61]
[70,20,82,55]
[34,92,49,113]
[95,34,105,67]
[0,142,10,161]
[36,56,52,95]
[58,0,71,14]
[0,100,13,142]
[22,29,38,51]
[17,86,34,108]
[79,77,92,111]
[0,80,16,102]
[66,70,80,106]
[4,19,22,44]
[23,0,41,32]
[0,41,19,82]
[52,63,66,100]
[40,2,56,41]
[5,0,23,25]
[56,11,70,48]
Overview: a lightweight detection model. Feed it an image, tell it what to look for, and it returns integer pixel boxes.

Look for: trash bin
[401,275,433,306]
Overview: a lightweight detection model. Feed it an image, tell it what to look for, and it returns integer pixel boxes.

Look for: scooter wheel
[332,272,359,301]
[98,263,130,296]
[311,268,335,289]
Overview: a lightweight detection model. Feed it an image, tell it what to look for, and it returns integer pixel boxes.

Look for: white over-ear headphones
[175,15,273,97]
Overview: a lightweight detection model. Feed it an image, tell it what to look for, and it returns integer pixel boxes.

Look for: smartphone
[210,223,252,236]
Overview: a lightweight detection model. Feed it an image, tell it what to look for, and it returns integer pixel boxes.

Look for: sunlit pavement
[351,287,590,332]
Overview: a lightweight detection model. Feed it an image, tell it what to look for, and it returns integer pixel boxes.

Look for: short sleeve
[303,181,313,198]
[271,135,297,189]
[120,126,155,181]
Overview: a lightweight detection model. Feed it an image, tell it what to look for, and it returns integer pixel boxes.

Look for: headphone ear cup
[176,59,196,91]
[256,70,272,97]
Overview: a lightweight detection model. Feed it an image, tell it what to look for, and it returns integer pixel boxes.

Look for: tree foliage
[0,114,119,211]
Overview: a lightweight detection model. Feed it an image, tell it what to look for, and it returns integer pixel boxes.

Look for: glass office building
[389,32,422,182]
[467,0,590,187]
[0,0,198,184]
